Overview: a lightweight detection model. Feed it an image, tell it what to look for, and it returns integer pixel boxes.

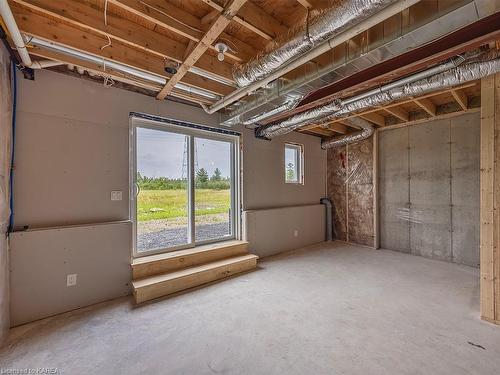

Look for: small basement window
[284,143,304,184]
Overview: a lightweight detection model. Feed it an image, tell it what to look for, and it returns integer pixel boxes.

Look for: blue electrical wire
[8,61,17,233]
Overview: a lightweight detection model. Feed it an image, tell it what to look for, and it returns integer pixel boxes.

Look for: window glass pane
[285,144,302,184]
[194,138,233,242]
[136,128,189,252]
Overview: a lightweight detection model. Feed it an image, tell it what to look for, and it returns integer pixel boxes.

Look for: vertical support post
[346,143,350,243]
[373,130,379,249]
[480,73,500,325]
[188,136,195,245]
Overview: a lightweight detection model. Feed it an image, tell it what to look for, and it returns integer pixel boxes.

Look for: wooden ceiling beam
[10,3,233,97]
[360,112,386,127]
[328,122,348,134]
[200,0,286,40]
[156,0,247,100]
[109,0,255,62]
[451,89,468,111]
[11,0,235,91]
[296,0,313,8]
[384,106,409,122]
[415,97,437,116]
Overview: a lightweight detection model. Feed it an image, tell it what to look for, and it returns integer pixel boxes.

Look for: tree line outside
[137,167,230,191]
[136,167,231,222]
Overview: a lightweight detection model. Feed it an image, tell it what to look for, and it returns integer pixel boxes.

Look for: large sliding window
[130,114,240,257]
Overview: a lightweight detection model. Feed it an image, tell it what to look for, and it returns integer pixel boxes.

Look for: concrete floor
[1,242,499,375]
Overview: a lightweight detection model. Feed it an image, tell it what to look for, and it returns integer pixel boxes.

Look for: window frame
[130,115,241,258]
[284,142,304,185]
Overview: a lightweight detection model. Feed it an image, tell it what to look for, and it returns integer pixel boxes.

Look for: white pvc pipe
[204,0,421,113]
[0,0,31,65]
[30,59,64,69]
[0,0,64,69]
[28,35,220,100]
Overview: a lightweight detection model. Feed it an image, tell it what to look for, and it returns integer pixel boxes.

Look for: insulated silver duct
[233,0,396,87]
[223,0,482,126]
[240,97,301,126]
[257,51,499,139]
[321,117,374,149]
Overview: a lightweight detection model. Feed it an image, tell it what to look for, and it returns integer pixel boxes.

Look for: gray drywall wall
[378,112,480,267]
[242,131,326,210]
[0,44,12,344]
[14,69,325,228]
[9,221,131,326]
[13,70,219,229]
[10,69,326,324]
[243,204,326,258]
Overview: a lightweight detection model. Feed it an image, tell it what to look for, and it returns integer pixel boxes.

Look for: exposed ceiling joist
[301,82,478,136]
[384,106,409,122]
[200,0,287,40]
[415,97,437,117]
[108,0,255,62]
[360,112,386,127]
[156,0,248,100]
[10,5,235,99]
[296,0,313,9]
[451,89,469,111]
[328,122,348,134]
[11,0,237,85]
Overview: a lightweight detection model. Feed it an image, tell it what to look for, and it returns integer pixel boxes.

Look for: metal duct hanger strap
[233,0,397,87]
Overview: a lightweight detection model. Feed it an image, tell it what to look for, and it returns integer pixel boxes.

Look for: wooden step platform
[132,240,249,279]
[132,254,258,303]
[131,240,258,303]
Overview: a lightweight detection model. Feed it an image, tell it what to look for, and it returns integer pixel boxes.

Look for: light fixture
[215,42,228,62]
[164,59,179,75]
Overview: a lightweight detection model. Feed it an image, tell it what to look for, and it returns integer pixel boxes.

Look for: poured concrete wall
[379,112,480,267]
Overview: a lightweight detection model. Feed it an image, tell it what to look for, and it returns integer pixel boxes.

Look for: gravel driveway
[137,221,230,251]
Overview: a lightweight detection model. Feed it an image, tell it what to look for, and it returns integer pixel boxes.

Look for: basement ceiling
[2,0,498,138]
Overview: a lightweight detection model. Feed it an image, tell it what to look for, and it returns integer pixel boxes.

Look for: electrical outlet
[67,274,77,287]
[294,229,299,237]
[111,191,123,201]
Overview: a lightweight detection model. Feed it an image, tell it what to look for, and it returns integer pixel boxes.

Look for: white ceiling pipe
[27,35,220,100]
[0,0,61,69]
[30,59,64,69]
[0,0,31,65]
[203,0,421,114]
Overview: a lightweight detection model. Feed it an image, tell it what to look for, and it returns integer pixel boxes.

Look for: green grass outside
[137,189,230,222]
